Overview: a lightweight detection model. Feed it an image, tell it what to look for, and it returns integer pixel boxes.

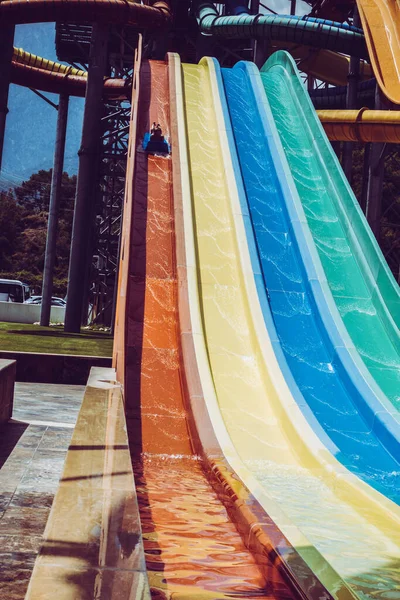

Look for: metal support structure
[254,38,270,68]
[40,94,69,326]
[330,141,341,159]
[342,7,360,181]
[366,87,387,243]
[0,24,15,171]
[29,88,59,110]
[250,0,269,65]
[65,23,109,333]
[360,142,371,214]
[87,26,136,327]
[290,0,296,15]
[89,101,130,326]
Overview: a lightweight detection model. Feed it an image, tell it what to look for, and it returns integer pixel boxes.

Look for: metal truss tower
[56,23,137,327]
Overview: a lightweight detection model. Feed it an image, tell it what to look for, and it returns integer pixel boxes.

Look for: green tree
[0,190,22,271]
[0,169,77,295]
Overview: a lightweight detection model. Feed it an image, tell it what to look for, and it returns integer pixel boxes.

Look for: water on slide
[180,58,400,600]
[222,63,400,503]
[124,59,293,600]
[260,53,400,415]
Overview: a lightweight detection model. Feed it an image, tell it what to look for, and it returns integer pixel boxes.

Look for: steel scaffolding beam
[0,24,15,171]
[342,7,360,182]
[87,26,136,327]
[65,23,109,333]
[89,101,130,326]
[40,93,69,326]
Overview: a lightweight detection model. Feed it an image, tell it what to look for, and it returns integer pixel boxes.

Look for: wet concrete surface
[0,382,84,599]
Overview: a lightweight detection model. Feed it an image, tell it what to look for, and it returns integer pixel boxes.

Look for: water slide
[258,52,400,416]
[114,56,291,600]
[196,1,400,105]
[222,54,400,496]
[356,0,400,105]
[3,0,369,97]
[112,50,332,599]
[1,0,171,97]
[111,47,400,599]
[171,53,400,600]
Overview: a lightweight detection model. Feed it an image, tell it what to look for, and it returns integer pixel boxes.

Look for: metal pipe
[250,0,260,63]
[365,86,387,243]
[290,0,296,16]
[360,142,370,214]
[40,94,69,327]
[318,109,400,144]
[0,24,15,170]
[342,6,360,182]
[65,23,109,333]
[196,4,367,58]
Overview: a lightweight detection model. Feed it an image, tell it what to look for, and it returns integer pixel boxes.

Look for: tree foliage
[0,169,76,295]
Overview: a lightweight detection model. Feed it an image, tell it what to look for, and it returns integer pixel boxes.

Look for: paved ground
[0,382,84,599]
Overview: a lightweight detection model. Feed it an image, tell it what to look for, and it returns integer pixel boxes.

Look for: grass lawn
[0,322,113,357]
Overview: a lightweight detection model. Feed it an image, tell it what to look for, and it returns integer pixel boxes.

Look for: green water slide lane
[260,51,400,412]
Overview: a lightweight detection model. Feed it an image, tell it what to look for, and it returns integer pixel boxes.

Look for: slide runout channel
[260,52,400,419]
[124,58,294,600]
[180,56,400,600]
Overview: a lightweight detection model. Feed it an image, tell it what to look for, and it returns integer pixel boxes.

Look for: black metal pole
[360,142,371,214]
[40,94,69,326]
[64,23,109,333]
[250,0,260,63]
[250,0,259,14]
[110,212,123,336]
[342,7,360,182]
[0,25,15,171]
[290,0,296,16]
[366,86,387,243]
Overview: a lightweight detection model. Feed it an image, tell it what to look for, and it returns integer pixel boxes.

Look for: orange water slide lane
[123,58,295,600]
[356,0,400,104]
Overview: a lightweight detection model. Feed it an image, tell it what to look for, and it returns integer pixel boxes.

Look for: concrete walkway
[0,383,84,599]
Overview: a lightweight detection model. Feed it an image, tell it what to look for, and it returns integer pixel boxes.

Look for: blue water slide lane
[216,60,400,505]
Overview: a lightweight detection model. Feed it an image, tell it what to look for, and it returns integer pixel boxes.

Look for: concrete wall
[0,351,111,384]
[0,359,16,424]
[0,301,65,324]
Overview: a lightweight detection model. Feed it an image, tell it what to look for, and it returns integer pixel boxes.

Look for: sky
[1,23,84,187]
[0,0,311,187]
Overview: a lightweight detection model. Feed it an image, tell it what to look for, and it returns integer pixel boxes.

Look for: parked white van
[0,279,31,303]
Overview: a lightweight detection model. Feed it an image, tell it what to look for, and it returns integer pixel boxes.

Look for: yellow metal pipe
[12,47,87,78]
[318,109,400,143]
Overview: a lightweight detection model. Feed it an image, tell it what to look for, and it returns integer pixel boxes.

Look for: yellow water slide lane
[178,55,400,600]
[356,0,400,104]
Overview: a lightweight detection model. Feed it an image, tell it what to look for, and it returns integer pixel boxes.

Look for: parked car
[25,296,66,307]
